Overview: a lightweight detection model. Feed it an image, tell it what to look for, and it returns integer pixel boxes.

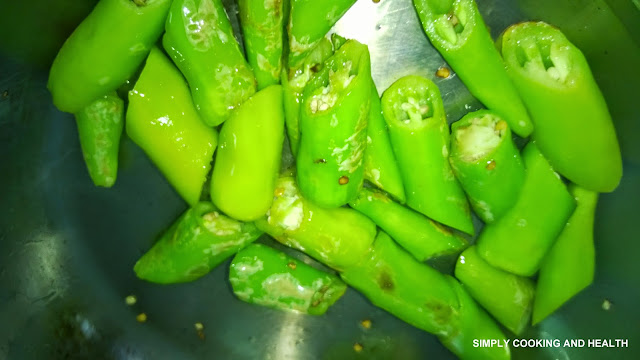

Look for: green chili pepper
[381,75,473,235]
[498,21,622,192]
[48,0,171,114]
[210,85,285,221]
[349,188,467,261]
[229,243,347,315]
[439,276,511,360]
[287,0,356,68]
[282,37,335,156]
[449,110,525,223]
[163,0,256,127]
[126,47,218,206]
[341,232,509,360]
[476,142,576,276]
[533,185,597,325]
[75,92,124,188]
[296,40,372,208]
[412,0,533,137]
[363,85,406,203]
[238,0,285,89]
[255,176,376,271]
[340,231,460,336]
[455,246,535,335]
[134,202,262,284]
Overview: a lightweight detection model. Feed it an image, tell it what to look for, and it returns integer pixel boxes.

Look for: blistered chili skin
[500,21,622,192]
[296,40,372,208]
[134,202,262,284]
[238,0,285,89]
[287,0,357,68]
[163,0,256,127]
[229,243,347,315]
[255,176,376,272]
[48,0,172,114]
[75,92,124,188]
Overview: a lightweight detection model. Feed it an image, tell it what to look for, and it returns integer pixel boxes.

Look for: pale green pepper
[210,85,284,221]
[126,47,218,206]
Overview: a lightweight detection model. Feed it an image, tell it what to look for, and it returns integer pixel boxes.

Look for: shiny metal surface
[1,0,639,359]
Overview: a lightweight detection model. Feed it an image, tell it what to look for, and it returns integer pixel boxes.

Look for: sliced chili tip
[339,176,349,185]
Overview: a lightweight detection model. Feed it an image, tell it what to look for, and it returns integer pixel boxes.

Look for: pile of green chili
[48,1,622,359]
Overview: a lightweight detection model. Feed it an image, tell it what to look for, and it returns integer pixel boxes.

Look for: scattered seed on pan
[360,319,372,329]
[125,295,137,306]
[136,313,147,323]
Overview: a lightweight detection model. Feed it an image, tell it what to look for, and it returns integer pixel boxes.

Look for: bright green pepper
[363,85,406,203]
[255,176,376,271]
[349,188,467,261]
[499,21,622,192]
[287,0,356,68]
[449,110,525,223]
[455,246,535,335]
[282,37,335,156]
[75,92,124,188]
[163,0,256,127]
[238,0,285,89]
[126,47,218,206]
[533,185,598,325]
[134,202,262,284]
[341,232,509,360]
[439,276,511,360]
[296,40,372,208]
[476,142,576,276]
[381,75,474,235]
[412,0,533,137]
[48,0,171,114]
[210,85,285,221]
[229,243,347,315]
[340,231,460,337]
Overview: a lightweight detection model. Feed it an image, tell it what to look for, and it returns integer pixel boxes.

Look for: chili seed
[339,176,349,185]
[287,261,297,270]
[435,67,451,78]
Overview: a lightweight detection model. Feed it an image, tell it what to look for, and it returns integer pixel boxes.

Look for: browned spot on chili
[426,301,453,325]
[378,272,394,291]
[132,0,147,7]
[486,160,496,170]
[372,0,381,3]
[339,176,349,185]
[287,261,297,270]
[311,64,322,73]
[435,67,451,78]
[311,299,321,307]
[314,158,327,164]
